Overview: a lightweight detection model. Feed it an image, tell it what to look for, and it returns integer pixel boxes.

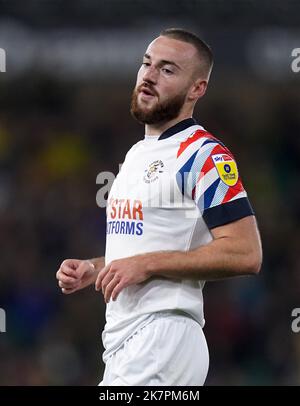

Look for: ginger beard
[130,84,188,125]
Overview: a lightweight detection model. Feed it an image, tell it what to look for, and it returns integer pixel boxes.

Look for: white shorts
[99,312,209,386]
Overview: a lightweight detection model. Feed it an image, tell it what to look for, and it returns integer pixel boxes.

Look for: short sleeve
[176,131,254,229]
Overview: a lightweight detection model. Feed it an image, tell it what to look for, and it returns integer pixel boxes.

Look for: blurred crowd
[0,66,299,385]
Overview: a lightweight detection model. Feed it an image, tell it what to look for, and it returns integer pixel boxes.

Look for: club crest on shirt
[143,160,164,183]
[211,154,238,186]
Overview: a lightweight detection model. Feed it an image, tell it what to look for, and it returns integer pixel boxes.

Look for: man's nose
[142,65,158,84]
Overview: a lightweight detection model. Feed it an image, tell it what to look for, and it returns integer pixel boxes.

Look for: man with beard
[56,28,262,386]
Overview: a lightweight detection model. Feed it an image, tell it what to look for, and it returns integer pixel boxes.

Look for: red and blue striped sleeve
[176,130,254,229]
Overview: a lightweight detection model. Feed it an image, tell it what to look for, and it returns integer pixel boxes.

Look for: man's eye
[142,62,151,67]
[162,68,173,74]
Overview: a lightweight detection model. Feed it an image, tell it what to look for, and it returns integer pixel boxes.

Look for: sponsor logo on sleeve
[211,154,238,186]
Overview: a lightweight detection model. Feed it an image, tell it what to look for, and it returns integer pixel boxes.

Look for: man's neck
[145,113,193,136]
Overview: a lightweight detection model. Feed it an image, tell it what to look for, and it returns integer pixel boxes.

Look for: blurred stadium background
[0,0,300,385]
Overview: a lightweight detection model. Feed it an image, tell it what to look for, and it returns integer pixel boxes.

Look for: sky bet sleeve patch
[211,153,238,187]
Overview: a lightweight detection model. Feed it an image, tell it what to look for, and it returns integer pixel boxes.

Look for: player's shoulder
[124,140,144,158]
[176,126,233,162]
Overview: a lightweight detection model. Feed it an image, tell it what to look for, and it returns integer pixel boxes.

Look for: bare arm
[147,216,262,280]
[96,216,262,302]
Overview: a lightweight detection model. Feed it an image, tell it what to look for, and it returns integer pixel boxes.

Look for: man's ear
[187,79,208,102]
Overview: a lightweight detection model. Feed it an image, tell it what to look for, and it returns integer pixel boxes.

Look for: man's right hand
[56,259,99,294]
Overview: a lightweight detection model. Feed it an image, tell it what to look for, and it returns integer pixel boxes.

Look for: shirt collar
[158,118,198,140]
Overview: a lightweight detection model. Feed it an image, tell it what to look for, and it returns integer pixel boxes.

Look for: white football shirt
[102,118,254,361]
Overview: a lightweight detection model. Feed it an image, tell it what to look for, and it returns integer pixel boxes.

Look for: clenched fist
[56,258,99,294]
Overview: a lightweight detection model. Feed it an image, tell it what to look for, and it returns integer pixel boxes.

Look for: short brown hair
[160,28,213,79]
